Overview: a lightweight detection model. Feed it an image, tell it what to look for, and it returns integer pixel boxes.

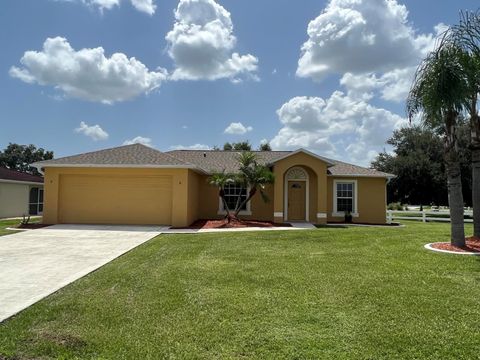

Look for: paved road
[0,224,165,322]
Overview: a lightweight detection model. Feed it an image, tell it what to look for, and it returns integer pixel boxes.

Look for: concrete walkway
[0,224,165,322]
[163,222,316,234]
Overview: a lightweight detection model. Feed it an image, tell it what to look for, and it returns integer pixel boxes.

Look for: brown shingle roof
[33,144,194,168]
[166,150,290,173]
[167,150,394,178]
[0,167,43,183]
[33,144,394,178]
[326,159,394,178]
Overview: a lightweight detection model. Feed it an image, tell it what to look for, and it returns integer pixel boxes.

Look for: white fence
[387,210,473,224]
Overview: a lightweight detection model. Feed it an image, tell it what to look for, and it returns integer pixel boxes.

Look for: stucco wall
[0,182,31,218]
[186,170,200,225]
[273,152,329,224]
[43,167,193,227]
[196,174,274,222]
[327,177,387,224]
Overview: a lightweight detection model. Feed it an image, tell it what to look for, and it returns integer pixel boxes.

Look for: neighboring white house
[0,167,44,218]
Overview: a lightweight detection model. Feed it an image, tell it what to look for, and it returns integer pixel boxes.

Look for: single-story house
[0,167,44,218]
[33,144,393,227]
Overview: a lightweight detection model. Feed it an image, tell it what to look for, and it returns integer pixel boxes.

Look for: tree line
[372,123,472,207]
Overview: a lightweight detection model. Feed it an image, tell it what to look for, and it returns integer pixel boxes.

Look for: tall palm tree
[407,44,469,246]
[450,10,480,237]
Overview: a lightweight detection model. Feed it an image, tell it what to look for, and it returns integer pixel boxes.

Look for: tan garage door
[58,174,173,225]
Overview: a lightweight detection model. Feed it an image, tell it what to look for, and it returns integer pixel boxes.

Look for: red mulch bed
[177,219,292,230]
[430,236,480,253]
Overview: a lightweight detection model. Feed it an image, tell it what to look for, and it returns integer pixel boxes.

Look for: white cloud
[340,66,416,103]
[165,0,258,81]
[57,0,156,15]
[296,0,435,81]
[123,136,153,147]
[75,121,109,141]
[130,0,156,15]
[295,0,448,104]
[224,122,253,135]
[270,94,407,166]
[10,37,167,104]
[170,143,211,150]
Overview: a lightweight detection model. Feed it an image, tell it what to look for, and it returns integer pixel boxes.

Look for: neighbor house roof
[0,167,44,184]
[33,143,198,170]
[167,150,394,178]
[33,144,394,178]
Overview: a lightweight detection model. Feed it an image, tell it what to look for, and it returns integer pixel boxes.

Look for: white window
[29,187,44,215]
[333,180,358,217]
[218,183,251,215]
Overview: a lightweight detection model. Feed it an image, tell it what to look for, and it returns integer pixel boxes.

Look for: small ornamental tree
[209,151,274,223]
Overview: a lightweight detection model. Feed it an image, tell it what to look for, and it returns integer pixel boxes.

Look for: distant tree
[0,143,53,176]
[212,145,221,151]
[232,141,252,151]
[259,142,272,151]
[223,141,252,151]
[372,125,471,207]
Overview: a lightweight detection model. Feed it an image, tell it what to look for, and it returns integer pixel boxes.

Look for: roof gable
[271,148,335,166]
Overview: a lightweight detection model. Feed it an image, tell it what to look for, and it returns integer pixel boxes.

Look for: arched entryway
[284,167,309,221]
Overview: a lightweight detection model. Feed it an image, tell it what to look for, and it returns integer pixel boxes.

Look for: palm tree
[233,152,275,218]
[407,43,469,246]
[450,10,480,237]
[208,152,274,223]
[208,170,235,221]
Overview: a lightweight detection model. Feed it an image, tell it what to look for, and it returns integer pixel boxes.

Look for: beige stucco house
[0,167,44,218]
[33,144,393,227]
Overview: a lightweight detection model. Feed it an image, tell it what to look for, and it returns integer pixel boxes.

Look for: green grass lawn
[0,217,42,237]
[1,222,479,359]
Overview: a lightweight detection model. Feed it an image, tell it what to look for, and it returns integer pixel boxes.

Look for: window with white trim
[334,181,356,214]
[222,183,248,211]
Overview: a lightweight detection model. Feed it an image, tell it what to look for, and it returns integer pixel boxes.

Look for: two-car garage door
[58,174,173,225]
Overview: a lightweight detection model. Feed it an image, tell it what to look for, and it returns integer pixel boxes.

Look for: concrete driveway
[0,224,165,322]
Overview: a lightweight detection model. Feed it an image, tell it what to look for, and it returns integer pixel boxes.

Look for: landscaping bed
[181,219,292,229]
[429,236,480,253]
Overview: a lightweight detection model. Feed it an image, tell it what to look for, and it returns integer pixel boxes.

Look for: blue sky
[1,0,478,165]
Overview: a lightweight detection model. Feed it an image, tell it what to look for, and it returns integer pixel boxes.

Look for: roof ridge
[166,150,292,153]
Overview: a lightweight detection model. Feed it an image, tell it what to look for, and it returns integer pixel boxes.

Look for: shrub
[388,202,404,211]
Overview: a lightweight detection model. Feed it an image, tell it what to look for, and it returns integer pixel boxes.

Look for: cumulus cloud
[165,0,258,81]
[123,136,153,147]
[59,0,156,15]
[169,143,211,150]
[270,94,407,165]
[9,37,167,104]
[129,0,156,15]
[75,121,109,141]
[295,0,447,104]
[224,122,253,135]
[340,67,416,103]
[297,0,435,80]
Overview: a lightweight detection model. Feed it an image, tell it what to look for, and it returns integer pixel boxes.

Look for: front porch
[272,151,330,224]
